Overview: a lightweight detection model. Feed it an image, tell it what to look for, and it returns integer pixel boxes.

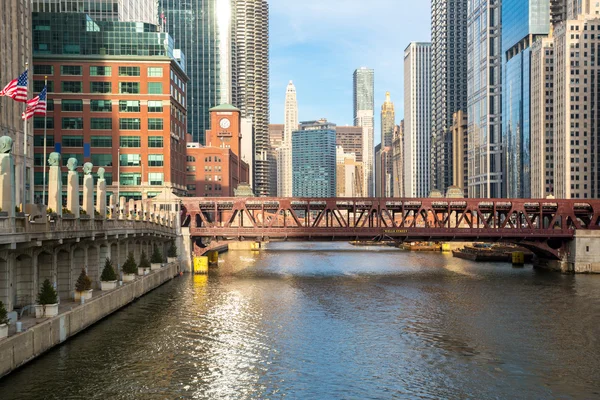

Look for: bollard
[80,296,85,305]
[16,321,22,333]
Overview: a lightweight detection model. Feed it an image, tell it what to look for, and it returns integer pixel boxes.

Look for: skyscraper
[161,0,232,144]
[32,0,159,24]
[278,81,297,197]
[467,0,503,198]
[231,0,270,197]
[431,0,468,194]
[502,0,550,199]
[380,92,395,197]
[391,121,404,197]
[404,42,432,198]
[353,67,374,197]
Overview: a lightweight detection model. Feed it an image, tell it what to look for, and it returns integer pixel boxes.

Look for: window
[119,118,141,130]
[91,153,113,166]
[34,154,44,166]
[120,153,141,166]
[118,66,140,76]
[46,99,54,111]
[60,65,82,76]
[90,82,111,93]
[90,100,112,112]
[148,82,163,94]
[119,173,141,186]
[34,80,53,92]
[187,156,196,162]
[61,153,83,165]
[148,154,164,167]
[90,118,112,130]
[148,173,164,186]
[119,136,141,148]
[148,118,163,130]
[61,99,83,112]
[34,65,53,75]
[186,165,196,172]
[34,172,44,185]
[90,66,112,76]
[34,135,54,147]
[147,67,163,77]
[33,117,54,129]
[62,135,83,147]
[147,100,163,112]
[119,82,139,94]
[119,100,140,112]
[91,136,112,147]
[61,81,82,93]
[62,118,83,130]
[148,136,163,148]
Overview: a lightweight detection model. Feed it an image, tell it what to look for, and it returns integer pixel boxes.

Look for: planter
[35,303,59,318]
[62,214,75,220]
[151,263,162,270]
[0,211,8,217]
[0,323,7,340]
[80,214,91,220]
[137,267,147,276]
[74,289,93,301]
[167,257,177,263]
[123,273,136,282]
[100,280,117,291]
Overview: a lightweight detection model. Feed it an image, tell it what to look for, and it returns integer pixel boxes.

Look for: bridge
[181,197,600,266]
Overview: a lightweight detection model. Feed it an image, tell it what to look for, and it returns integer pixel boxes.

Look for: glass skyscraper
[502,0,550,198]
[353,67,374,197]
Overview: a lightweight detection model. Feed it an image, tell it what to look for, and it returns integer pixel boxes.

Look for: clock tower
[205,104,241,156]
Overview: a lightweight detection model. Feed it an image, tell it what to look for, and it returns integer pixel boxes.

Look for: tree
[167,241,177,257]
[100,258,117,281]
[138,251,151,269]
[150,246,164,264]
[75,268,92,292]
[37,279,58,305]
[122,252,137,274]
[0,301,8,325]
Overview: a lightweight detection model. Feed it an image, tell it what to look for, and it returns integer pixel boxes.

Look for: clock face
[219,118,231,129]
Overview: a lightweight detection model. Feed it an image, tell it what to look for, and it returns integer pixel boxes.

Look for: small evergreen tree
[138,251,151,269]
[100,258,117,281]
[0,300,8,325]
[167,241,177,257]
[75,268,92,292]
[37,279,58,305]
[122,252,137,274]
[150,246,163,264]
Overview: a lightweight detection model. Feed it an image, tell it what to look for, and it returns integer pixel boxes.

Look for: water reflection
[1,243,600,399]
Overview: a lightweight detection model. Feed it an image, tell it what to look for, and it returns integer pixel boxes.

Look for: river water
[1,243,600,399]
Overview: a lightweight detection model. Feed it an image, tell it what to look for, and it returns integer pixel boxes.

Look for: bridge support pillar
[535,231,600,273]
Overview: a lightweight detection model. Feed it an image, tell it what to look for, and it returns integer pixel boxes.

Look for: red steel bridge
[181,198,600,259]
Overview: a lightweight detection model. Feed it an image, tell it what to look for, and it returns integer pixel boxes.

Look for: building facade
[502,0,550,199]
[292,120,336,198]
[32,0,159,24]
[353,67,374,197]
[380,91,395,197]
[278,81,297,197]
[404,42,432,198]
[32,13,188,202]
[451,110,468,197]
[0,0,33,207]
[336,147,363,197]
[431,0,468,194]
[336,125,363,163]
[231,0,270,197]
[467,0,503,198]
[375,144,391,197]
[391,121,404,197]
[268,123,283,197]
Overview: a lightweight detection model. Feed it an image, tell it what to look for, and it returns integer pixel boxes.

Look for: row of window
[53,99,163,113]
[33,81,163,94]
[33,135,164,148]
[33,117,164,131]
[34,152,165,168]
[34,65,164,78]
[118,173,164,186]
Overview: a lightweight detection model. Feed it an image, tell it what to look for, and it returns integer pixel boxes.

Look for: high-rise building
[0,0,32,207]
[380,91,395,197]
[451,111,468,197]
[530,37,555,199]
[391,121,404,197]
[502,0,550,199]
[431,0,468,194]
[353,67,374,197]
[404,42,432,198]
[336,125,363,163]
[161,0,231,145]
[375,144,391,197]
[32,0,159,24]
[292,120,336,198]
[336,146,363,197]
[551,0,568,24]
[268,124,284,197]
[231,0,270,197]
[278,81,297,197]
[467,0,503,198]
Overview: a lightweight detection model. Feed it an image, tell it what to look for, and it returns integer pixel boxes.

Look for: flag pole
[22,62,28,211]
[42,76,48,206]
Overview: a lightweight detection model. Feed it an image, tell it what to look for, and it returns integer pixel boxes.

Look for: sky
[268,0,431,145]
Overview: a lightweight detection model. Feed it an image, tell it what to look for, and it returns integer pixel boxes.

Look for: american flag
[21,86,47,120]
[0,70,28,102]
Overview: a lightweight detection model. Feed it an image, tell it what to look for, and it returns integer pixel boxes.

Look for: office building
[391,121,404,197]
[336,146,363,197]
[502,0,550,198]
[375,144,391,197]
[336,125,363,163]
[404,42,432,198]
[231,0,270,197]
[268,123,283,197]
[32,13,188,202]
[353,67,374,196]
[278,81,297,197]
[380,91,395,196]
[467,0,503,198]
[32,0,159,24]
[292,120,336,198]
[0,0,33,207]
[431,0,468,194]
[451,111,468,197]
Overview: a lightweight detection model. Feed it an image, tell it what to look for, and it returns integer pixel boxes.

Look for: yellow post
[441,243,451,252]
[512,252,525,266]
[194,256,209,274]
[207,251,219,265]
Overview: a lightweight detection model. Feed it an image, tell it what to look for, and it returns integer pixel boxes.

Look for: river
[1,242,599,399]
